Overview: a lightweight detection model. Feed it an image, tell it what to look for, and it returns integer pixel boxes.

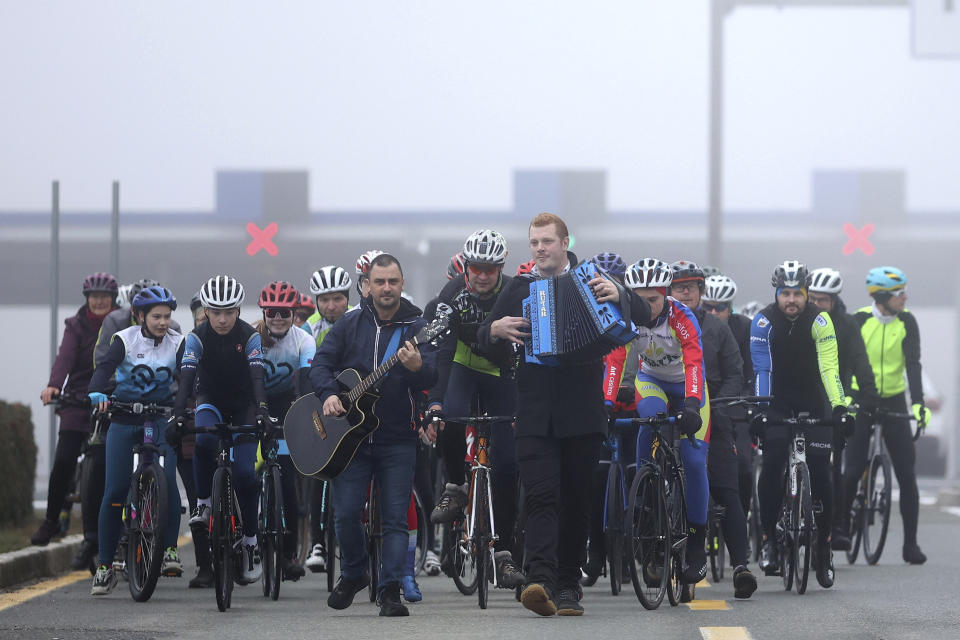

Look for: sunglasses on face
[702,303,729,313]
[890,287,907,298]
[264,308,293,319]
[467,264,500,275]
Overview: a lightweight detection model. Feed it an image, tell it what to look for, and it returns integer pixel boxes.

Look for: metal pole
[49,181,60,474]
[707,0,728,269]
[111,181,119,278]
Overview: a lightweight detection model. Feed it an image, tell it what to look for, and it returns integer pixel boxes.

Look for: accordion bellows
[522,262,639,366]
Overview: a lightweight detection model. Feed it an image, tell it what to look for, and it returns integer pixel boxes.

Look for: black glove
[675,397,702,439]
[165,416,185,448]
[832,405,855,437]
[748,412,768,439]
[255,403,272,429]
[857,394,879,416]
[616,386,636,406]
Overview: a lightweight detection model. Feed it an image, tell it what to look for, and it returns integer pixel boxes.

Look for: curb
[0,535,84,589]
[936,487,960,507]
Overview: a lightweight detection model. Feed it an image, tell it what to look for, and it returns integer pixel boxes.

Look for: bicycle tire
[749,462,763,564]
[367,486,381,603]
[78,453,99,575]
[211,467,234,612]
[324,483,337,592]
[260,465,282,601]
[779,479,795,592]
[708,503,721,583]
[794,463,813,595]
[126,463,167,602]
[845,483,864,565]
[863,453,892,566]
[627,466,669,610]
[413,489,429,577]
[448,518,479,595]
[474,471,492,609]
[717,523,726,581]
[605,462,625,596]
[665,459,687,607]
[294,475,314,566]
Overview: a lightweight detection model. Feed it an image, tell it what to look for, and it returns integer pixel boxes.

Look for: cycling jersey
[260,327,315,397]
[751,302,845,418]
[305,306,355,348]
[630,297,705,404]
[173,319,267,414]
[89,326,185,420]
[852,304,923,402]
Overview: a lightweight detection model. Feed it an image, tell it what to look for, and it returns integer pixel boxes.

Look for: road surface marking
[697,578,712,587]
[0,571,89,612]
[700,627,752,640]
[686,599,729,610]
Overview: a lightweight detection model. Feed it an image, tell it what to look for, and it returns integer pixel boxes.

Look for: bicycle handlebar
[47,394,91,409]
[709,395,774,406]
[848,406,923,441]
[441,415,516,424]
[106,400,173,418]
[611,414,700,448]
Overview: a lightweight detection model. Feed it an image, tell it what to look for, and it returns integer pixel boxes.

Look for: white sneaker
[239,544,262,584]
[162,547,183,577]
[424,550,441,576]
[91,565,118,596]
[305,543,327,573]
[189,503,210,528]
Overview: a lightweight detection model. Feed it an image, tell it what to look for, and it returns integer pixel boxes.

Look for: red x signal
[842,223,874,256]
[246,222,278,256]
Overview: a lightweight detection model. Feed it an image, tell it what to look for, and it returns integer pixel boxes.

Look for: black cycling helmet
[190,291,203,313]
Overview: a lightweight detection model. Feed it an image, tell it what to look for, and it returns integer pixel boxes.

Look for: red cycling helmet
[258,281,300,308]
[516,260,536,276]
[83,272,119,295]
[446,252,466,280]
[298,293,316,312]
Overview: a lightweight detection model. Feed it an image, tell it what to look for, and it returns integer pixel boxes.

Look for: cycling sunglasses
[702,302,730,313]
[890,287,907,298]
[467,263,500,275]
[264,308,293,319]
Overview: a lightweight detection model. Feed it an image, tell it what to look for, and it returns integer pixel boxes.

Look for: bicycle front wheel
[413,489,429,577]
[627,466,669,610]
[473,473,491,610]
[863,453,892,565]
[845,480,864,565]
[260,465,283,601]
[605,462,625,596]
[211,468,235,612]
[447,518,478,595]
[794,464,813,595]
[665,459,688,607]
[367,489,381,603]
[324,483,337,592]
[126,463,167,602]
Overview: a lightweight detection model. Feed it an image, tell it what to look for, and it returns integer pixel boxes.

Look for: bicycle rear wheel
[627,466,669,610]
[367,488,381,603]
[294,475,314,566]
[708,502,723,583]
[845,482,864,565]
[260,465,282,600]
[665,460,687,607]
[794,464,813,595]
[863,453,892,566]
[211,468,235,612]
[605,463,625,596]
[324,483,337,592]
[413,489,429,577]
[126,463,167,602]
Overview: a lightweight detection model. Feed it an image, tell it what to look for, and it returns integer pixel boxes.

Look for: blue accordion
[522,261,639,366]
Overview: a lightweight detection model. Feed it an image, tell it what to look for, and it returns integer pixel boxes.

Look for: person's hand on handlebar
[165,415,185,448]
[422,404,444,444]
[41,386,60,405]
[912,403,932,430]
[675,397,702,439]
[832,404,855,438]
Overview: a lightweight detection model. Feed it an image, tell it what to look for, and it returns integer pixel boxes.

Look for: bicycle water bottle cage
[131,402,145,415]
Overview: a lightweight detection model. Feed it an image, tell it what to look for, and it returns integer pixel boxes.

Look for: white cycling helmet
[199,275,245,309]
[808,267,843,295]
[771,259,809,289]
[703,275,738,304]
[310,266,352,296]
[625,258,673,289]
[462,229,508,265]
[356,249,385,275]
[115,284,135,309]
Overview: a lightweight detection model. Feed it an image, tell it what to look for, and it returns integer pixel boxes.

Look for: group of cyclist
[33,210,931,617]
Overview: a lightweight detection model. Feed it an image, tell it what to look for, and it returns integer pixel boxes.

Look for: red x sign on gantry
[246,222,278,256]
[842,223,875,256]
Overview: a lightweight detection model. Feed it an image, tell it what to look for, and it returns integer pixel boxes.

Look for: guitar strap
[376,325,405,383]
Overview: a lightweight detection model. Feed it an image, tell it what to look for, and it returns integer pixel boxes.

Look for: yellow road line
[700,627,752,640]
[0,571,90,613]
[0,532,193,613]
[685,599,730,611]
[697,577,712,587]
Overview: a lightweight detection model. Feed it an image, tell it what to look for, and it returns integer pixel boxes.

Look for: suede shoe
[520,582,557,617]
[732,565,757,599]
[379,581,410,616]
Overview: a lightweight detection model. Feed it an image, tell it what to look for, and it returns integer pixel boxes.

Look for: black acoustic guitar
[285,316,448,479]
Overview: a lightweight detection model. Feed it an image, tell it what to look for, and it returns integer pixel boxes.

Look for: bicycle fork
[466,435,498,586]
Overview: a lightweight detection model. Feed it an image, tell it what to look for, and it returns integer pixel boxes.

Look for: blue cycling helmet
[592,252,627,279]
[866,266,906,294]
[132,286,178,311]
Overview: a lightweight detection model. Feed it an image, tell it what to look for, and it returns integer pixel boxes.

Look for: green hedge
[0,401,38,527]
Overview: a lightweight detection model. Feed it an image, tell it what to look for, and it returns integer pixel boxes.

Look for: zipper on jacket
[370,323,382,444]
[880,323,885,397]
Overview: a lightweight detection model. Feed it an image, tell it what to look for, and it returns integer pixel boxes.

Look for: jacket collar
[360,294,423,326]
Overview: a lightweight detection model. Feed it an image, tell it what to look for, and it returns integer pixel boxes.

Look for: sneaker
[556,586,584,616]
[582,551,604,581]
[520,582,557,617]
[423,550,441,576]
[327,574,370,610]
[430,483,468,525]
[189,503,210,528]
[189,565,214,588]
[283,557,306,581]
[494,550,526,589]
[31,519,60,547]
[401,575,422,602]
[831,528,851,551]
[903,544,927,565]
[238,544,263,585]
[305,543,327,573]
[90,565,118,596]
[161,547,183,577]
[759,541,781,576]
[71,538,98,571]
[732,565,757,599]
[813,542,835,589]
[379,581,410,616]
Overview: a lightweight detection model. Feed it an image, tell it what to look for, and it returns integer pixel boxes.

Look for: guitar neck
[346,336,419,402]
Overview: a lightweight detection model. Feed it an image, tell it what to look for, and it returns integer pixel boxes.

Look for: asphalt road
[1,505,958,640]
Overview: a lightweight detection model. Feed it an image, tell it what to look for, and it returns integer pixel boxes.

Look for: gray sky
[1,1,957,212]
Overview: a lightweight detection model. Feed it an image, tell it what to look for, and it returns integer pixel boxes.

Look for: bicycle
[105,400,176,602]
[183,418,266,612]
[258,418,286,601]
[600,414,639,596]
[435,414,515,609]
[706,499,726,583]
[845,407,921,566]
[615,413,688,610]
[363,481,428,603]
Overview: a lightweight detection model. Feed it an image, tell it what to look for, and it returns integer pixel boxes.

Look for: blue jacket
[309,295,438,445]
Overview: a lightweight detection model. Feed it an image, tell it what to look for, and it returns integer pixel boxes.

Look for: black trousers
[840,393,920,546]
[516,433,603,590]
